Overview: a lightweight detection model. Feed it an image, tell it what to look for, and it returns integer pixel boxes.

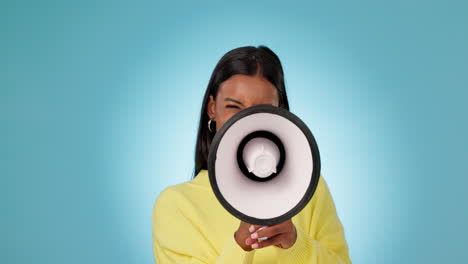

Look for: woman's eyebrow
[224,97,244,106]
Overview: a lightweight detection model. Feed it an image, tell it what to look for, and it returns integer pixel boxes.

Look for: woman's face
[207,74,280,131]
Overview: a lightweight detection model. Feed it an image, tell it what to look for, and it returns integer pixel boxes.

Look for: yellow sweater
[152,169,351,264]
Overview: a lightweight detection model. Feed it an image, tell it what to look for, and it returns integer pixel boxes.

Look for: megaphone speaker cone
[208,104,320,226]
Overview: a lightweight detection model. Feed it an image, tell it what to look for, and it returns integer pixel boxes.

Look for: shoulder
[152,183,190,233]
[311,174,336,208]
[310,174,340,219]
[153,175,208,215]
[153,183,188,214]
[295,175,334,218]
[315,174,331,198]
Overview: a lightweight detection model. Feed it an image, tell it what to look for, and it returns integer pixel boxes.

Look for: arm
[275,176,352,264]
[152,187,256,264]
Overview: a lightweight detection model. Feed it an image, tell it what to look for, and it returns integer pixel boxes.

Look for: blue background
[3,0,467,263]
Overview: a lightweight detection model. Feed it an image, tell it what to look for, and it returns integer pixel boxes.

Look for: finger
[245,237,256,246]
[250,224,284,240]
[249,224,265,233]
[252,234,283,249]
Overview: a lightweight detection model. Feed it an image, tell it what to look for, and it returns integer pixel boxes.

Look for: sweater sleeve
[152,187,256,264]
[275,176,352,264]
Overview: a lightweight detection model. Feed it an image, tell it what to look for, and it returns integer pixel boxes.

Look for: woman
[152,46,351,263]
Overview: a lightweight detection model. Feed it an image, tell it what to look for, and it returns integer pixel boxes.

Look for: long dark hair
[193,45,290,178]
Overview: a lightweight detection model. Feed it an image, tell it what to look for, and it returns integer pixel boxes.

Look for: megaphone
[208,104,321,226]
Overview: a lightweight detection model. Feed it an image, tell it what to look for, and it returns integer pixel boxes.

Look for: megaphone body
[208,105,321,226]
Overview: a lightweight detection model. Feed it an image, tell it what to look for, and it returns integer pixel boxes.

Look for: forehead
[217,74,279,104]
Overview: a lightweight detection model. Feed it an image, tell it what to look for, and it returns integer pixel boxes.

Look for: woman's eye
[226,105,240,109]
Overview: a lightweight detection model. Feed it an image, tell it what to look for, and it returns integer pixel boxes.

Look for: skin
[207,73,297,251]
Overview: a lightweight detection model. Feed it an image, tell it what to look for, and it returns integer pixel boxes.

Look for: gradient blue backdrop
[3,0,467,263]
